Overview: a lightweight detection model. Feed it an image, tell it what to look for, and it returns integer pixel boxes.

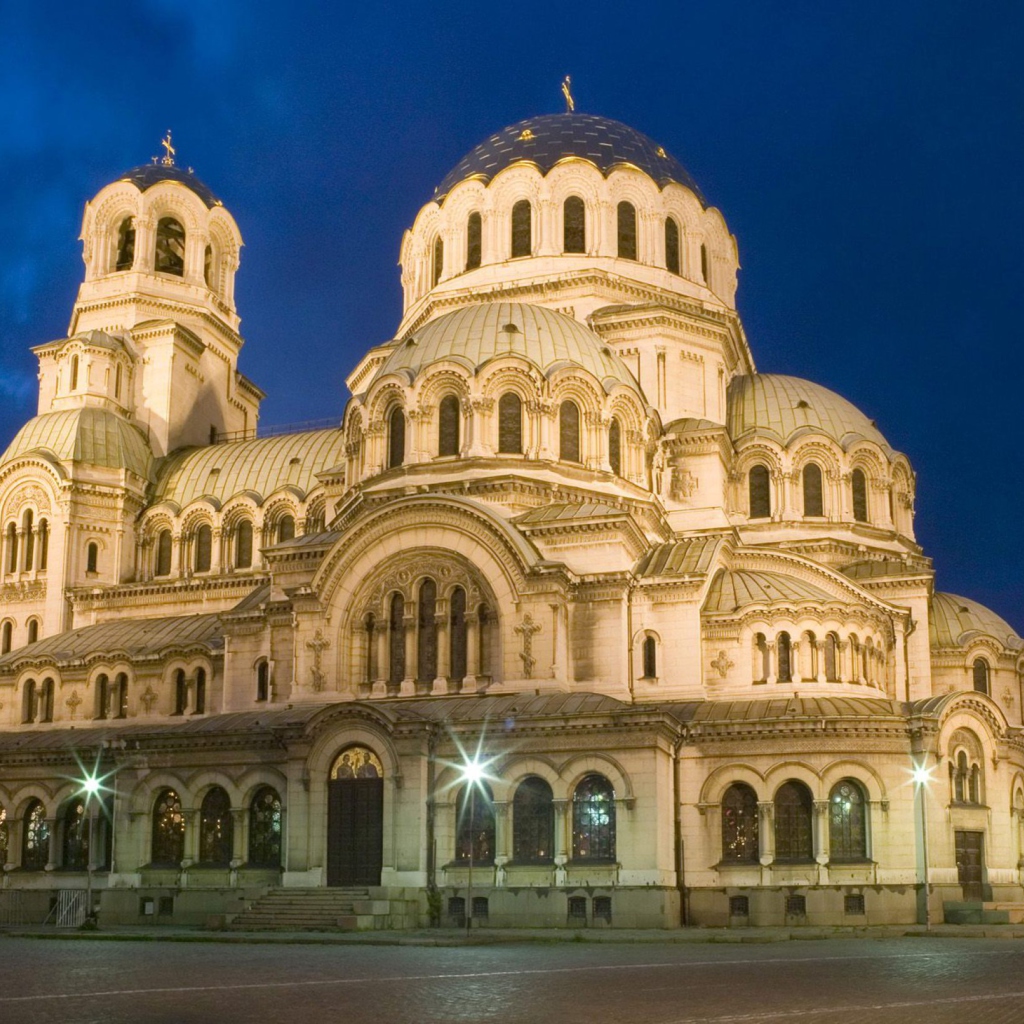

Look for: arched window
[114,673,128,719]
[563,196,586,253]
[22,800,49,870]
[748,465,771,519]
[774,781,813,862]
[559,400,581,462]
[572,774,615,861]
[194,525,212,572]
[70,355,79,391]
[199,787,232,865]
[235,520,253,569]
[432,236,443,287]
[5,523,16,573]
[248,787,282,868]
[364,614,376,684]
[86,541,99,574]
[777,632,792,683]
[972,658,989,694]
[38,519,48,571]
[114,363,123,399]
[155,217,185,276]
[753,633,770,682]
[389,593,405,686]
[450,586,467,682]
[417,577,438,683]
[27,618,39,645]
[22,679,36,723]
[173,669,187,715]
[204,244,213,288]
[498,392,523,454]
[388,407,405,469]
[115,216,135,271]
[21,510,33,571]
[617,201,637,260]
[642,636,657,678]
[511,199,532,257]
[466,212,482,270]
[455,781,495,865]
[0,805,8,867]
[851,468,868,522]
[95,673,109,720]
[438,395,460,457]
[829,779,867,861]
[276,515,295,544]
[608,417,622,476]
[721,783,759,863]
[955,751,968,802]
[38,677,53,721]
[156,529,172,577]
[512,777,554,864]
[824,633,839,682]
[256,660,270,702]
[665,217,681,274]
[194,668,206,714]
[1,621,11,655]
[700,243,709,283]
[803,463,824,517]
[62,798,88,870]
[151,789,185,866]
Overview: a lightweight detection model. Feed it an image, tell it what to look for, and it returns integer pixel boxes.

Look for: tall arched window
[438,395,460,456]
[851,468,868,522]
[1,621,11,655]
[173,669,187,715]
[777,632,792,682]
[5,523,16,572]
[95,673,110,720]
[642,636,657,678]
[151,789,185,866]
[700,243,709,283]
[389,593,405,686]
[70,355,79,391]
[511,199,532,257]
[38,519,48,571]
[86,542,99,574]
[0,806,8,868]
[248,787,282,868]
[193,525,212,572]
[450,586,467,682]
[748,465,771,519]
[114,363,123,399]
[114,672,128,718]
[276,515,295,543]
[27,619,39,645]
[721,783,759,863]
[417,578,437,682]
[774,781,813,862]
[829,779,867,861]
[155,217,185,276]
[753,633,770,682]
[432,236,443,287]
[256,660,270,702]
[665,217,681,274]
[22,679,36,723]
[116,215,135,271]
[803,462,824,517]
[455,781,495,865]
[559,400,581,463]
[21,510,33,571]
[22,800,49,871]
[972,658,989,694]
[38,677,53,721]
[62,798,89,870]
[608,417,622,476]
[156,529,172,576]
[498,392,523,454]
[199,787,232,865]
[615,201,638,260]
[204,244,214,287]
[388,407,405,469]
[572,774,615,861]
[194,668,206,714]
[824,633,839,681]
[513,777,554,864]
[235,520,253,569]
[563,196,585,253]
[466,212,482,270]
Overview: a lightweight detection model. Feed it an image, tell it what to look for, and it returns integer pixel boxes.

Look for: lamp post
[79,772,101,924]
[459,757,485,932]
[912,759,932,930]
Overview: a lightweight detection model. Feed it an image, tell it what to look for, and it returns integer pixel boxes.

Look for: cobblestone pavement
[0,936,1021,1024]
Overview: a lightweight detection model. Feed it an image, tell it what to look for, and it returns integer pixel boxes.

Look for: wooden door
[955,830,984,900]
[327,778,383,887]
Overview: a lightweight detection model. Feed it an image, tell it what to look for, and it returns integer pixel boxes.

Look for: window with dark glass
[642,636,657,678]
[829,780,867,861]
[438,395,460,457]
[665,217,681,274]
[572,774,615,861]
[22,800,49,870]
[432,236,443,287]
[388,407,405,469]
[364,615,375,684]
[825,633,839,681]
[748,464,771,518]
[194,525,212,572]
[194,668,206,714]
[455,781,495,865]
[22,510,33,571]
[852,468,868,522]
[0,806,8,867]
[204,244,213,287]
[152,789,185,866]
[156,529,172,576]
[87,542,99,574]
[6,523,16,572]
[511,200,532,257]
[116,216,135,271]
[22,678,36,723]
[617,201,637,260]
[417,577,437,682]
[754,633,769,682]
[277,515,295,543]
[38,518,48,571]
[1,621,11,655]
[777,632,792,683]
[235,521,253,569]
[563,196,585,253]
[972,658,989,694]
[512,777,554,864]
[256,660,270,702]
[62,798,89,870]
[700,243,709,283]
[721,783,759,863]
[450,586,467,681]
[115,363,123,399]
[248,787,282,868]
[155,217,185,276]
[559,400,581,462]
[774,781,813,862]
[498,392,523,454]
[173,669,187,715]
[803,462,823,517]
[38,677,53,721]
[115,673,128,718]
[27,619,39,645]
[389,593,405,685]
[466,212,482,270]
[95,673,109,720]
[70,354,79,391]
[609,417,622,476]
[199,787,232,865]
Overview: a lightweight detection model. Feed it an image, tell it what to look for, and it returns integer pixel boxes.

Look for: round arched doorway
[327,746,384,886]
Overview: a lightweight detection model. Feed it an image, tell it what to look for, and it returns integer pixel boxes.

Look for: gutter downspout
[626,579,636,703]
[674,729,687,926]
[904,615,916,703]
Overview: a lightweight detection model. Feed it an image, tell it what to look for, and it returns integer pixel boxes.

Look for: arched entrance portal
[327,746,384,886]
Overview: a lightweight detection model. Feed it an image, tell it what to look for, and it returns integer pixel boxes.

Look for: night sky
[1,2,1020,631]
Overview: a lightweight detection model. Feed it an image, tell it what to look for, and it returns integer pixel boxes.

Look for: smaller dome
[119,163,220,208]
[376,303,641,395]
[727,374,892,453]
[930,592,1022,650]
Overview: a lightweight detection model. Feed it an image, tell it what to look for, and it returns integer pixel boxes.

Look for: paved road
[0,936,1021,1024]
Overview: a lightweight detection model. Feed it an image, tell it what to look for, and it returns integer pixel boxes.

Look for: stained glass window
[62,798,89,870]
[829,780,867,861]
[0,806,7,865]
[156,529,172,576]
[722,783,759,863]
[513,777,554,864]
[388,407,405,469]
[155,217,185,276]
[498,392,523,454]
[438,395,460,456]
[559,400,580,462]
[564,196,585,253]
[22,800,49,871]
[248,787,282,868]
[389,593,405,685]
[152,789,185,866]
[749,465,771,518]
[609,417,622,476]
[455,781,495,865]
[774,781,813,862]
[511,200,532,257]
[617,201,637,260]
[466,212,482,270]
[803,462,823,517]
[199,787,232,865]
[331,746,383,779]
[417,578,438,682]
[572,774,615,861]
[235,520,253,569]
[665,217,680,274]
[852,469,868,522]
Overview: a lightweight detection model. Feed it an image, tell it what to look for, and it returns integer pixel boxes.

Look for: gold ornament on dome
[331,746,383,779]
[561,75,575,113]
[160,130,176,167]
[519,129,535,141]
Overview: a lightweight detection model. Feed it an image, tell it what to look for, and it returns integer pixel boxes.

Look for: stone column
[231,808,246,868]
[434,608,450,692]
[465,613,480,689]
[791,641,802,684]
[553,799,570,861]
[133,217,154,271]
[403,607,417,695]
[837,641,849,684]
[815,640,826,683]
[374,622,388,694]
[758,802,774,864]
[46,818,60,871]
[814,800,830,865]
[766,641,777,685]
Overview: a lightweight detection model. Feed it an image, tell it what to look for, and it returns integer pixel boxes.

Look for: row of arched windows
[748,464,870,522]
[1,797,113,872]
[2,617,39,655]
[2,512,49,575]
[21,677,54,724]
[114,215,223,286]
[752,630,886,687]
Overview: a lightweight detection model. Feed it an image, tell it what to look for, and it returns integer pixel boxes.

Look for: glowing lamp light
[80,773,102,798]
[460,758,485,786]
[911,764,933,787]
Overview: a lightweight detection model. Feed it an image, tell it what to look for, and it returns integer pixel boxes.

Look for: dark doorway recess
[955,830,984,901]
[327,778,383,886]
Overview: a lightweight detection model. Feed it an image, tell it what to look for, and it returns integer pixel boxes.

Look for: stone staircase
[942,900,1024,925]
[226,887,421,931]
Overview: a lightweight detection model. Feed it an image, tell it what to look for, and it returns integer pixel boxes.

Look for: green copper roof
[377,303,641,395]
[635,536,721,577]
[703,568,834,613]
[1,407,153,479]
[152,429,346,509]
[727,374,892,453]
[930,591,1022,650]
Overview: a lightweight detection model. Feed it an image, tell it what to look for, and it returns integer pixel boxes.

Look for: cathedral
[0,107,1021,931]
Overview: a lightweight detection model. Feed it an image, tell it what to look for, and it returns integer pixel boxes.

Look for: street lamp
[78,772,102,925]
[911,758,934,930]
[459,756,486,932]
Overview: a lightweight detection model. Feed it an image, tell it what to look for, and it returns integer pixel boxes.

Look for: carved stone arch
[237,769,290,809]
[416,368,471,410]
[141,187,204,233]
[12,785,58,819]
[179,504,217,534]
[764,760,823,798]
[947,726,984,762]
[846,444,889,483]
[498,754,562,800]
[366,380,409,424]
[304,708,403,784]
[659,182,706,236]
[604,167,661,210]
[207,211,241,260]
[559,752,634,804]
[488,163,544,205]
[548,371,604,414]
[1,480,54,522]
[185,770,242,808]
[127,770,191,816]
[734,443,785,478]
[789,439,843,478]
[699,763,767,806]
[819,759,887,802]
[937,692,1008,740]
[220,496,259,531]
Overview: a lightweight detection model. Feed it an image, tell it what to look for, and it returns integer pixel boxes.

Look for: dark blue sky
[1,2,1021,631]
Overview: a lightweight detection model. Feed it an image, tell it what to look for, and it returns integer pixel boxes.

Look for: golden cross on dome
[561,75,575,113]
[160,130,176,166]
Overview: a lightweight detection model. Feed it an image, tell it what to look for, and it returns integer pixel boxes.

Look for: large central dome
[433,113,706,204]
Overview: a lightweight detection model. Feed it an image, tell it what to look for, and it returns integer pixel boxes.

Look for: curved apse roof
[703,568,836,614]
[433,113,706,205]
[930,592,1022,650]
[119,163,220,208]
[727,374,893,453]
[376,303,642,396]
